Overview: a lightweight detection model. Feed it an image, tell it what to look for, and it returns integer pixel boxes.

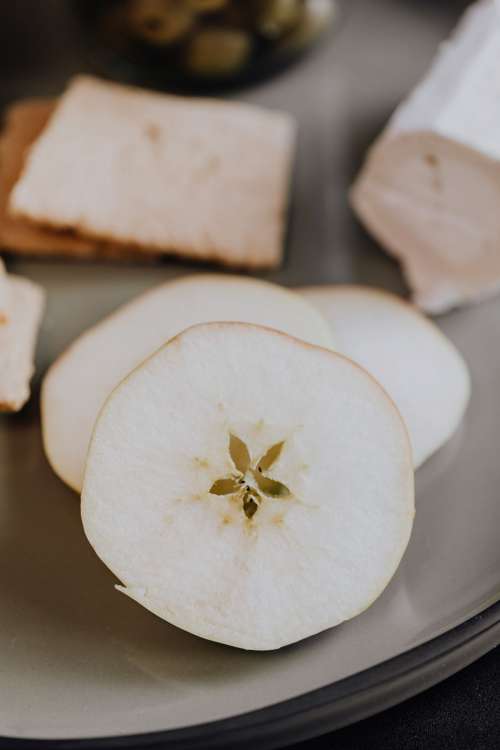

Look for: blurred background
[0,0,471,293]
[0,1,470,104]
[0,0,339,98]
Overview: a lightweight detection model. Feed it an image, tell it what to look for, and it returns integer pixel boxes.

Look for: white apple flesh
[42,274,334,492]
[351,0,500,313]
[82,322,414,650]
[300,285,470,468]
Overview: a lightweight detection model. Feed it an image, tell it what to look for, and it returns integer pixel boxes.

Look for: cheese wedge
[351,0,500,313]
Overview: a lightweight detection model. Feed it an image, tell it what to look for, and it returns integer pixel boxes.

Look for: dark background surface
[291,647,499,749]
[1,1,499,747]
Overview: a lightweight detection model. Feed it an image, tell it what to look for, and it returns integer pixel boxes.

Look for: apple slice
[42,274,334,493]
[81,322,414,650]
[300,285,470,468]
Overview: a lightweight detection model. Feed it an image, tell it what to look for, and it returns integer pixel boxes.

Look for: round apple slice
[300,285,470,468]
[82,322,414,651]
[42,274,334,493]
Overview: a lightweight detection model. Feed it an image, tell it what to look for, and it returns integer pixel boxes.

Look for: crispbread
[9,76,296,268]
[0,99,97,257]
[0,275,45,411]
[0,99,156,262]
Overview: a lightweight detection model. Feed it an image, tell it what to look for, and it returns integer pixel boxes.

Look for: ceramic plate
[1,0,499,747]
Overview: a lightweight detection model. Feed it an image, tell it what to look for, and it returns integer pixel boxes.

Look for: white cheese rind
[352,0,500,313]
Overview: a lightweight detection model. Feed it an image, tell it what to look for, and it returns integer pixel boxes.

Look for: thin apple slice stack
[351,0,500,313]
[300,286,470,468]
[0,264,45,412]
[42,274,334,492]
[82,323,414,651]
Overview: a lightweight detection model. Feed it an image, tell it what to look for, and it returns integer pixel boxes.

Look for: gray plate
[1,0,500,747]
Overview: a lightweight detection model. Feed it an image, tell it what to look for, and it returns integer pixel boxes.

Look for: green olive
[257,0,302,39]
[279,0,335,51]
[125,0,195,46]
[185,27,252,76]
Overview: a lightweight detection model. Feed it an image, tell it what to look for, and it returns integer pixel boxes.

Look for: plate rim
[3,598,499,750]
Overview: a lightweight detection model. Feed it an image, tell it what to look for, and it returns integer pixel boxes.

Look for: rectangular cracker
[9,76,297,268]
[0,275,45,411]
[0,99,155,262]
[0,99,97,257]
